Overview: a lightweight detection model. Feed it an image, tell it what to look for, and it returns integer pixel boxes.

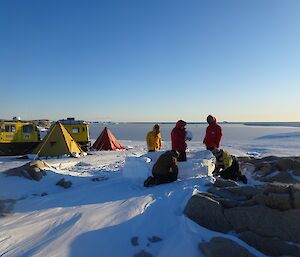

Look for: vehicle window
[23,125,33,133]
[5,125,16,132]
[72,127,79,133]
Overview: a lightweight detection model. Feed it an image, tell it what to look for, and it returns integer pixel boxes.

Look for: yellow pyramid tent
[32,121,84,157]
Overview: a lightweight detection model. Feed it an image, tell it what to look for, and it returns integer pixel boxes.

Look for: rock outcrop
[0,199,16,217]
[4,160,51,181]
[185,182,300,256]
[239,231,300,257]
[199,237,255,257]
[184,194,232,233]
[239,156,300,183]
[56,178,72,189]
[187,156,300,256]
[212,178,239,188]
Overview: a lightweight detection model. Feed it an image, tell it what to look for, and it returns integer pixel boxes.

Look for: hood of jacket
[175,120,187,129]
[207,115,217,125]
[152,125,159,131]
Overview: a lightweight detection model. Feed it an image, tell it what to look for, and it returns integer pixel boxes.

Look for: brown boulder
[240,156,300,182]
[56,178,72,189]
[293,168,300,176]
[208,186,262,202]
[262,182,293,193]
[294,191,300,209]
[199,237,255,257]
[274,158,300,171]
[213,178,239,188]
[4,160,50,181]
[252,192,292,210]
[239,231,300,257]
[259,172,299,184]
[254,162,273,177]
[200,192,242,208]
[224,205,300,243]
[257,183,300,210]
[185,181,300,255]
[184,194,232,233]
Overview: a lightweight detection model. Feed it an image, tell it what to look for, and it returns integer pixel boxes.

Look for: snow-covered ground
[1,124,300,257]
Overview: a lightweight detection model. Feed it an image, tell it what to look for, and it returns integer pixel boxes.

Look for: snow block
[122,156,152,180]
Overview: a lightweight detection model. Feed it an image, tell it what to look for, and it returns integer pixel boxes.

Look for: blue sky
[0,0,299,122]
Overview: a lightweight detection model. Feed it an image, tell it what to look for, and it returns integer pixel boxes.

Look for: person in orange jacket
[146,124,162,152]
[203,115,222,151]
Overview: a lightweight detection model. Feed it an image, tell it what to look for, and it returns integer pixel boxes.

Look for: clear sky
[0,0,299,122]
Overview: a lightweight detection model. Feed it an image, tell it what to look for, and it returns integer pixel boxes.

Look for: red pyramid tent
[92,127,125,151]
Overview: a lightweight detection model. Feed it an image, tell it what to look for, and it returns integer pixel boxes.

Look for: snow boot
[144,176,156,187]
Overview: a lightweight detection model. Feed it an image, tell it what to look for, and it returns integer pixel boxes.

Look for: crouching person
[144,150,179,187]
[212,149,247,184]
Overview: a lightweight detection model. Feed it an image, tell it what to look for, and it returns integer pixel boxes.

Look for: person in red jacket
[171,120,187,162]
[203,115,222,151]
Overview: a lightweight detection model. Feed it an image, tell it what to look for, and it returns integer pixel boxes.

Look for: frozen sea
[89,122,300,157]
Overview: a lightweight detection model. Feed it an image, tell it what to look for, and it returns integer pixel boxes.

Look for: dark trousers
[219,159,241,180]
[177,151,187,162]
[153,170,178,185]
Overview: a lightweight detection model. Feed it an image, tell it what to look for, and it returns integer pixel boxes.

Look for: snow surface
[1,132,300,257]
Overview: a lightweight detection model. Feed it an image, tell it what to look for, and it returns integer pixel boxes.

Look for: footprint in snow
[131,236,139,246]
[91,176,108,182]
[133,250,153,257]
[147,236,162,243]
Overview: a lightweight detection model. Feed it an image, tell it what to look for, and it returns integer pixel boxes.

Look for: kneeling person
[212,149,247,184]
[144,150,179,187]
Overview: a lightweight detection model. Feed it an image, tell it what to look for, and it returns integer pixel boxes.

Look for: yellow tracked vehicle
[0,120,41,156]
